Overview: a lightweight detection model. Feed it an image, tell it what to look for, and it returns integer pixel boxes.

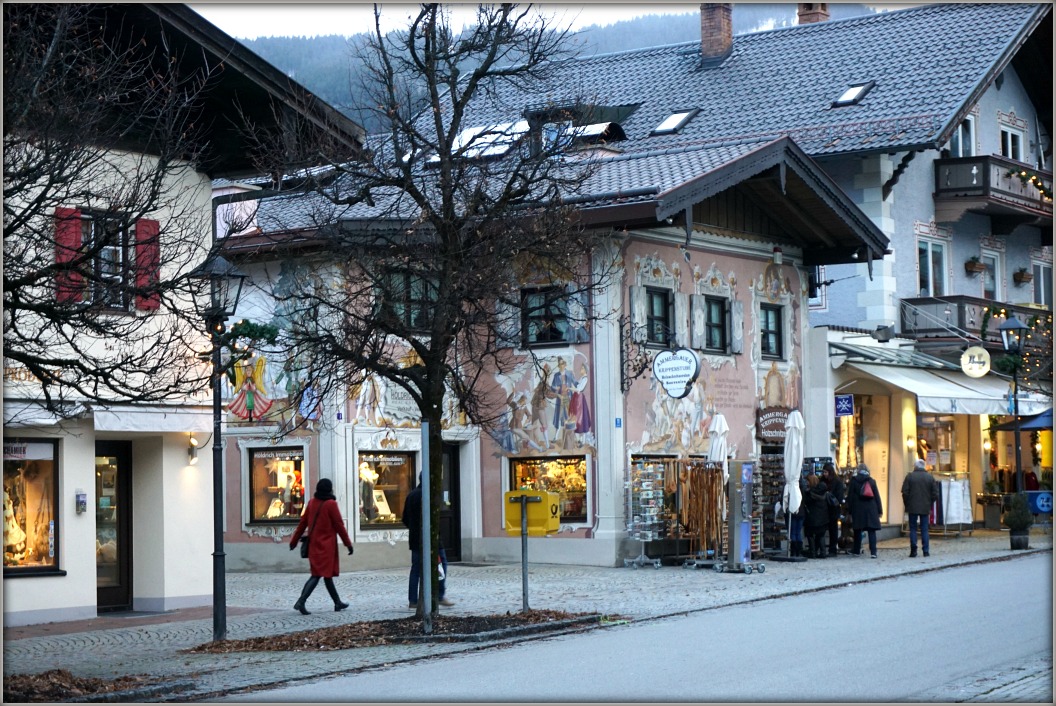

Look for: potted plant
[964,256,986,275]
[1002,492,1033,550]
[1013,267,1034,285]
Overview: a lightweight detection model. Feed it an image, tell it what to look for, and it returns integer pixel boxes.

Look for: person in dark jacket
[901,459,938,557]
[788,470,810,558]
[804,474,830,559]
[848,464,883,558]
[402,477,454,611]
[823,463,845,556]
[289,478,354,614]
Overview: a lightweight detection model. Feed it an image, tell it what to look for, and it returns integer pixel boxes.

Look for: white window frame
[1032,261,1053,307]
[1000,126,1026,163]
[949,115,976,158]
[980,249,1002,301]
[917,237,948,297]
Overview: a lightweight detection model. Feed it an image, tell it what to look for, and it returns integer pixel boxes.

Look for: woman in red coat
[289,478,354,614]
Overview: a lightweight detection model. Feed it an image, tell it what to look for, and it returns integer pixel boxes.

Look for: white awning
[2,401,85,428]
[93,405,213,432]
[847,363,1047,416]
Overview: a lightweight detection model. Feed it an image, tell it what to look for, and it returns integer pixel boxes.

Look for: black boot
[909,546,918,558]
[294,576,319,615]
[324,577,349,611]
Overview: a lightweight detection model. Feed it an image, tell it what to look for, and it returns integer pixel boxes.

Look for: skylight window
[427,120,529,163]
[832,81,875,107]
[651,109,698,136]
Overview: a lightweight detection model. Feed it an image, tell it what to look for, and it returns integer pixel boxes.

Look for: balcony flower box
[964,258,986,275]
[1013,269,1034,285]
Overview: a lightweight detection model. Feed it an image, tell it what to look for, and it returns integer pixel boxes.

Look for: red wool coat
[289,497,353,578]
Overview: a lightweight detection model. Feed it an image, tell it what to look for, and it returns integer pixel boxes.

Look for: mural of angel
[228,355,274,421]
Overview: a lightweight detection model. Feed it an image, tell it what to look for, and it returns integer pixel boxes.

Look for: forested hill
[241,4,876,133]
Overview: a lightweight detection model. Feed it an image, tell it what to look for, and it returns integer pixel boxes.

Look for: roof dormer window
[832,81,875,107]
[651,109,699,136]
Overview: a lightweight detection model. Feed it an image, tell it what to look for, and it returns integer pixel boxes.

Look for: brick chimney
[700,4,733,63]
[797,3,830,24]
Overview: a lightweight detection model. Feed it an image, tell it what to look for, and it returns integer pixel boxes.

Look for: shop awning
[2,400,85,428]
[991,408,1053,431]
[847,363,1048,416]
[93,405,213,432]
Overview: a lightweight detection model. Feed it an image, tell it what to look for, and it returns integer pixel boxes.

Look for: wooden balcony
[901,295,1051,345]
[934,155,1052,231]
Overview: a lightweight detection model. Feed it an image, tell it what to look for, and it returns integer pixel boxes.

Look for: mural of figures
[493,354,595,456]
[353,375,386,426]
[530,364,556,450]
[228,355,274,421]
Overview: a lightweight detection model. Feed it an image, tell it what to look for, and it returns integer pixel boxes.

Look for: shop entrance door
[439,443,462,561]
[95,441,132,612]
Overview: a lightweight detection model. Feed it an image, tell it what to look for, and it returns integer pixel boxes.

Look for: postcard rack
[624,460,664,569]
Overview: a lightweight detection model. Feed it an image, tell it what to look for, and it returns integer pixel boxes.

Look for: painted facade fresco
[492,353,596,457]
[624,244,804,463]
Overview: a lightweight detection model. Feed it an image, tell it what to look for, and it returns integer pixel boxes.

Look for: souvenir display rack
[681,460,726,565]
[624,459,665,568]
[757,452,785,551]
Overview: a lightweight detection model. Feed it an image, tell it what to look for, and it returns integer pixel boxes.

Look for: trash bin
[977,493,1003,529]
[984,502,1001,529]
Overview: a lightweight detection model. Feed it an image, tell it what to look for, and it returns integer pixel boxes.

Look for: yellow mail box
[504,490,561,536]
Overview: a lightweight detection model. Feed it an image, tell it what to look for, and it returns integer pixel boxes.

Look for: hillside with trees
[241,4,876,133]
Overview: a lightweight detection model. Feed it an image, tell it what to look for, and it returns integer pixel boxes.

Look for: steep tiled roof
[460,3,1047,157]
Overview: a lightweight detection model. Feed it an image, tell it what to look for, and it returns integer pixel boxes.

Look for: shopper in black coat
[848,464,883,558]
[804,475,830,559]
[823,463,845,555]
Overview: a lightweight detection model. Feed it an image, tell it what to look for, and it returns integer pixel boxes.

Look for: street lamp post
[189,254,246,642]
[998,315,1029,494]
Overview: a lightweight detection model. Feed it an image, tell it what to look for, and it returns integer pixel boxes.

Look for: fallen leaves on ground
[3,669,169,703]
[190,609,598,653]
[3,611,607,701]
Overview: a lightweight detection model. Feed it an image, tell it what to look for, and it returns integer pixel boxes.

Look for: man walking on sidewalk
[902,459,939,557]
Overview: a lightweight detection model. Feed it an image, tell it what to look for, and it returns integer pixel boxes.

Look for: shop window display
[359,452,414,526]
[3,440,59,572]
[249,446,306,522]
[510,456,587,523]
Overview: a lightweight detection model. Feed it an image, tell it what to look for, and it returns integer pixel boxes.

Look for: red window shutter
[54,207,84,303]
[134,218,160,310]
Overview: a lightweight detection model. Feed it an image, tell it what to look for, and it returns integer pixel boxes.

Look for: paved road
[3,529,1052,702]
[224,553,1053,702]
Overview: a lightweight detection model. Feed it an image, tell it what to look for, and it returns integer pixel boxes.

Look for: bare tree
[3,4,227,419]
[239,4,624,616]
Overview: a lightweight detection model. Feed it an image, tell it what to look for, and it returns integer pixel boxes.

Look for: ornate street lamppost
[189,254,246,642]
[998,315,1029,494]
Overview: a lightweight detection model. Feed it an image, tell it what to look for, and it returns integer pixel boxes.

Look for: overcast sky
[189,3,705,39]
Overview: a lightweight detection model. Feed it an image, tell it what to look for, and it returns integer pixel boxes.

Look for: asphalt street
[3,528,1053,703]
[224,552,1052,702]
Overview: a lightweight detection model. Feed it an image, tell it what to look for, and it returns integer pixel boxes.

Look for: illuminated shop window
[359,452,415,526]
[249,446,307,522]
[3,440,59,573]
[510,456,587,523]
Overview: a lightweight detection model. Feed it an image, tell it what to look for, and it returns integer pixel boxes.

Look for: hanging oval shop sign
[960,346,991,378]
[652,348,699,399]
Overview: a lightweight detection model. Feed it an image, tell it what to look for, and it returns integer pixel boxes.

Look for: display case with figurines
[623,458,666,569]
[3,440,59,572]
